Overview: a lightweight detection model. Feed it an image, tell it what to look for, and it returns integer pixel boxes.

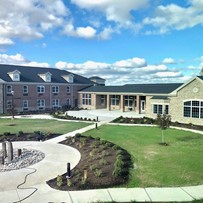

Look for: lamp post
[11,90,14,119]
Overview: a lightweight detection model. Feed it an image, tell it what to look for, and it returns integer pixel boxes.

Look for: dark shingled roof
[0,64,94,84]
[79,83,183,94]
[89,76,105,80]
[197,76,203,81]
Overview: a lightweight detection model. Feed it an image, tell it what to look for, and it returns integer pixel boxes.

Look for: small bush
[94,169,102,177]
[17,131,24,136]
[57,175,63,187]
[112,166,122,177]
[99,158,108,165]
[112,145,120,151]
[89,164,98,171]
[3,132,11,136]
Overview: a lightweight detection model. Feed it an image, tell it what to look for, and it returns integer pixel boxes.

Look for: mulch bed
[47,135,132,191]
[112,116,203,131]
[0,132,61,142]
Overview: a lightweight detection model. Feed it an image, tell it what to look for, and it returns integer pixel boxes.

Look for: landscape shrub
[3,132,11,136]
[99,158,108,165]
[57,175,63,187]
[94,169,103,177]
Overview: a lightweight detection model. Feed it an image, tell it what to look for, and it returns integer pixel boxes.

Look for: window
[37,86,45,93]
[67,99,70,106]
[46,74,51,82]
[82,94,91,105]
[7,100,12,109]
[23,100,28,110]
[67,86,70,93]
[37,99,45,109]
[23,85,28,94]
[13,73,20,81]
[100,95,106,105]
[52,86,59,93]
[184,100,203,119]
[153,104,169,114]
[7,85,12,94]
[52,99,59,107]
[111,95,120,105]
[124,96,133,107]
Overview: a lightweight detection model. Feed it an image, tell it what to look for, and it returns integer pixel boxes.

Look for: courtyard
[0,110,203,203]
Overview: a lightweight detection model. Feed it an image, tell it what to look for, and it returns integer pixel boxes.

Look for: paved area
[0,111,203,203]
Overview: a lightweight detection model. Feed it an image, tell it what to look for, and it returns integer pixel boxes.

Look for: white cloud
[143,2,203,34]
[54,57,188,85]
[162,58,176,64]
[155,71,182,78]
[0,38,14,46]
[63,23,97,39]
[0,0,69,44]
[0,53,49,67]
[71,0,148,25]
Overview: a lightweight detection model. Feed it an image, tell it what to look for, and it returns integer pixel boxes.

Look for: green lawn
[83,125,203,187]
[0,118,91,135]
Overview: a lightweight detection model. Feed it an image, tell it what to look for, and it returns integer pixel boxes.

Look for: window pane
[153,104,157,114]
[192,107,199,118]
[201,108,203,118]
[158,105,162,114]
[184,101,191,106]
[165,105,169,114]
[184,107,191,117]
[192,101,199,107]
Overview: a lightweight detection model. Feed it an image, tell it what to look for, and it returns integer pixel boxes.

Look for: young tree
[156,113,171,144]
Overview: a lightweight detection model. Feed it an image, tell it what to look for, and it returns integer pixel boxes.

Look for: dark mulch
[0,132,61,142]
[111,116,203,131]
[47,135,132,191]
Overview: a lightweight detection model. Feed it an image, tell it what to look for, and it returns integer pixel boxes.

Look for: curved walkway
[0,112,203,203]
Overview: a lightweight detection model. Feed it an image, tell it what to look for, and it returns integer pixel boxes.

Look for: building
[78,75,203,125]
[0,64,94,114]
[0,64,202,125]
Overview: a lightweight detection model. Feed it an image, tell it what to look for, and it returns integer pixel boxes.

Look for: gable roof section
[79,83,183,94]
[0,64,93,84]
[170,76,203,94]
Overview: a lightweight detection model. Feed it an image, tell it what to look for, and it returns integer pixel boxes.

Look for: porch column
[120,95,124,112]
[136,95,140,114]
[107,94,111,111]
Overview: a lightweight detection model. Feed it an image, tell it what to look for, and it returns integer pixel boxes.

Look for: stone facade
[170,78,203,125]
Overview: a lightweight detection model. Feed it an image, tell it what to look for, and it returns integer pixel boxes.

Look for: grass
[0,118,91,135]
[83,125,203,188]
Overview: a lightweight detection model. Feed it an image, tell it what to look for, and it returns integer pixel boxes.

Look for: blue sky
[0,0,203,85]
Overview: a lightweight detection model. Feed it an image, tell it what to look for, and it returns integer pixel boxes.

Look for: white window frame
[52,99,60,108]
[7,100,12,109]
[23,85,28,94]
[23,100,28,110]
[183,100,203,119]
[13,73,20,81]
[152,103,169,115]
[82,94,91,105]
[52,86,59,93]
[37,86,45,93]
[67,86,70,93]
[37,99,45,109]
[7,85,12,94]
[111,95,120,106]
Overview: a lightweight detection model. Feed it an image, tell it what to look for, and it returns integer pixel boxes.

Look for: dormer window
[62,74,74,83]
[38,72,52,82]
[7,70,21,81]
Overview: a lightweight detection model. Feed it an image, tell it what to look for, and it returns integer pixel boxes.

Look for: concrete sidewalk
[1,184,203,203]
[0,112,203,203]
